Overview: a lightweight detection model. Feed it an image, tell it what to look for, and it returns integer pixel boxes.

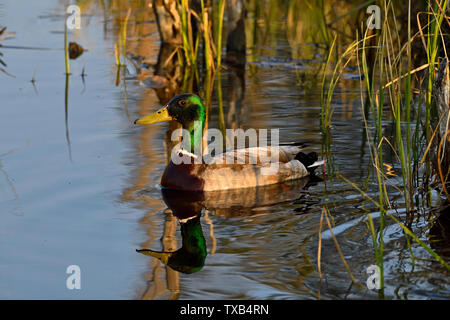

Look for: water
[0,0,449,300]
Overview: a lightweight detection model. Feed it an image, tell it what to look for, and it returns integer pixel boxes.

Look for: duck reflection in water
[136,177,319,274]
[137,214,206,274]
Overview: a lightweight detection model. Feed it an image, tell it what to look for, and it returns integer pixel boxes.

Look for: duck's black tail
[295,151,322,173]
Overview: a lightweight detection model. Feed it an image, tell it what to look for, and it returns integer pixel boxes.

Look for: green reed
[320,35,369,133]
[180,0,197,67]
[356,0,443,212]
[424,0,448,195]
[179,0,227,72]
[64,17,70,75]
[201,0,214,73]
[215,0,226,69]
[360,0,447,277]
[367,214,384,294]
[322,0,450,283]
[425,0,448,129]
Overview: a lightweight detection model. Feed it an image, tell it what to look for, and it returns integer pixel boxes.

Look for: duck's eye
[178,100,187,107]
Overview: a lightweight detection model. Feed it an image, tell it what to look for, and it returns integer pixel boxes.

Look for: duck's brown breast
[161,161,206,191]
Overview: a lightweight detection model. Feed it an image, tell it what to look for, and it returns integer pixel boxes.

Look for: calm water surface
[0,0,448,299]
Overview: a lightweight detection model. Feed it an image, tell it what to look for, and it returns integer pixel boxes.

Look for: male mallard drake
[134,93,322,191]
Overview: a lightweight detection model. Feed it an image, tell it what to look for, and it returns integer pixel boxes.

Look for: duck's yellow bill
[134,106,172,125]
[136,249,173,264]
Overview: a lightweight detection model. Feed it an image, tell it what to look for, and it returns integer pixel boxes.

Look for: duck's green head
[134,93,206,130]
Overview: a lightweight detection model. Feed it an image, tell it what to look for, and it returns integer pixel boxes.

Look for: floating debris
[68,41,84,59]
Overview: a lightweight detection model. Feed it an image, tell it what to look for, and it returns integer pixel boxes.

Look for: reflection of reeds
[116,8,131,66]
[0,148,20,200]
[304,0,330,45]
[0,26,14,42]
[322,207,356,283]
[64,74,72,162]
[114,43,120,67]
[0,26,16,76]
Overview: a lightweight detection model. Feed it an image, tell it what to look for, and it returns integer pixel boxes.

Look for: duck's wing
[197,145,310,191]
[208,145,306,165]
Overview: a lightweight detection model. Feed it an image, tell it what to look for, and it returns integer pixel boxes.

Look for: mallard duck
[134,93,322,191]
